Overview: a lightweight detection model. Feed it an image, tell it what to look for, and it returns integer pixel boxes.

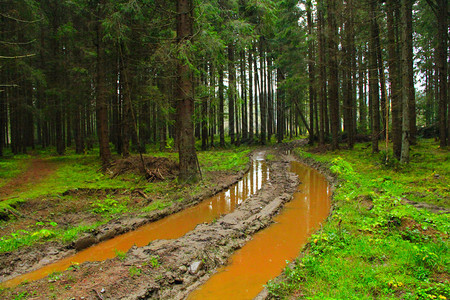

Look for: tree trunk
[400,0,412,163]
[176,0,200,183]
[369,0,380,153]
[259,39,266,144]
[343,0,354,148]
[387,0,402,159]
[327,0,339,150]
[277,69,284,143]
[436,0,448,146]
[96,0,111,165]
[307,0,316,144]
[219,65,225,147]
[248,49,254,141]
[318,1,326,146]
[228,45,236,145]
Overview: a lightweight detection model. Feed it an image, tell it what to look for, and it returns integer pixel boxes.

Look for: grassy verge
[0,147,251,254]
[267,139,449,299]
[0,157,30,189]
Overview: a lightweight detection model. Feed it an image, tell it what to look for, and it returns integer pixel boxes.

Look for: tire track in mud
[0,153,299,299]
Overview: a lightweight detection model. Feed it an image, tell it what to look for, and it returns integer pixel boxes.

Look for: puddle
[1,153,269,288]
[188,161,331,300]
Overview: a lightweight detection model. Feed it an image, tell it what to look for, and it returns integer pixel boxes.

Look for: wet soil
[0,163,248,287]
[0,148,301,299]
[0,159,58,201]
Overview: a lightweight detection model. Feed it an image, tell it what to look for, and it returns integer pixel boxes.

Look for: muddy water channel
[1,153,269,288]
[188,161,331,300]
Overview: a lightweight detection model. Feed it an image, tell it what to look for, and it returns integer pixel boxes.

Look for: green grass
[0,158,30,189]
[267,139,450,300]
[0,146,252,254]
[198,147,251,172]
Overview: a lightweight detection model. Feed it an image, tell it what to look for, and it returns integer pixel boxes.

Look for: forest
[0,0,449,299]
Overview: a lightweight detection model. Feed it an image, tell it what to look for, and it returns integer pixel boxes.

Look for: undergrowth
[267,139,449,300]
[0,147,250,254]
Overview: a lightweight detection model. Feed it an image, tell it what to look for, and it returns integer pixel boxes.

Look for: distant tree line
[0,0,448,170]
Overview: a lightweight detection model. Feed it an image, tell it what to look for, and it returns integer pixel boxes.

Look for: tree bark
[318,1,326,146]
[327,0,339,150]
[369,0,380,153]
[176,0,200,183]
[96,0,111,165]
[228,45,236,145]
[387,0,402,159]
[219,65,225,147]
[436,0,448,146]
[400,0,412,163]
[307,0,316,144]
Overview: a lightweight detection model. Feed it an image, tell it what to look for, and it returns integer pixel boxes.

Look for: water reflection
[1,153,269,288]
[188,161,331,300]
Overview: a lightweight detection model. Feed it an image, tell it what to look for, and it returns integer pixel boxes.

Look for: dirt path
[0,159,57,200]
[0,149,301,299]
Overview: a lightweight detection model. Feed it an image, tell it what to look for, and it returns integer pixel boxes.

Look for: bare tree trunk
[436,0,448,146]
[176,0,200,183]
[318,1,326,146]
[96,0,111,164]
[228,45,236,145]
[400,0,412,163]
[277,69,284,143]
[369,0,380,153]
[387,0,402,159]
[259,38,266,144]
[327,0,339,150]
[248,49,254,141]
[307,0,316,144]
[219,65,225,147]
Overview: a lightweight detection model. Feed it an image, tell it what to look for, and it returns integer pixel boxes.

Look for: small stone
[101,288,105,293]
[179,265,187,273]
[189,261,204,274]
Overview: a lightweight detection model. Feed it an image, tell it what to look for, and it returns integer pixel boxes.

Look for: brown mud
[0,159,58,201]
[0,157,251,287]
[0,147,302,299]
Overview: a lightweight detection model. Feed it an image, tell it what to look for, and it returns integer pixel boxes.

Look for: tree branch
[0,39,36,45]
[424,0,438,16]
[0,12,43,23]
[0,53,36,59]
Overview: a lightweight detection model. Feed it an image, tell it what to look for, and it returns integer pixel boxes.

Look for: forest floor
[265,139,449,300]
[0,159,58,201]
[0,139,448,300]
[0,146,256,296]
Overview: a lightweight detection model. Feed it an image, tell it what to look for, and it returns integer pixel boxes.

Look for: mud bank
[0,156,252,285]
[1,152,298,299]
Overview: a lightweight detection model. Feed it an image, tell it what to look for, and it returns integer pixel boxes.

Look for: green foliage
[129,266,142,278]
[91,196,127,215]
[199,148,250,172]
[115,249,127,261]
[269,139,450,299]
[149,255,160,268]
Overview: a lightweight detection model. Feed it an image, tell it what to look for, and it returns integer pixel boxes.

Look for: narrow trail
[0,159,57,200]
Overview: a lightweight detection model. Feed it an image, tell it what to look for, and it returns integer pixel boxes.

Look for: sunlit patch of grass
[269,139,450,300]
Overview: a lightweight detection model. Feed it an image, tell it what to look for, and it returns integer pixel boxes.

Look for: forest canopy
[0,0,448,170]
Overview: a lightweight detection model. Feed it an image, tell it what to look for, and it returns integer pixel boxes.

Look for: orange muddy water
[188,161,331,300]
[1,152,269,288]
